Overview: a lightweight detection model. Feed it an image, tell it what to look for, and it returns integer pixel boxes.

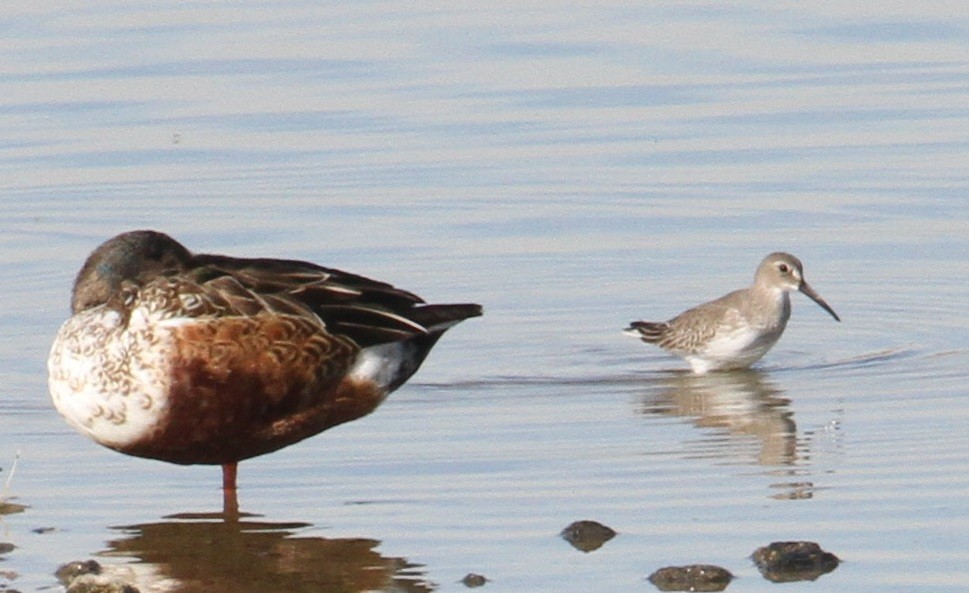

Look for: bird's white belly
[47,306,174,449]
[688,326,781,373]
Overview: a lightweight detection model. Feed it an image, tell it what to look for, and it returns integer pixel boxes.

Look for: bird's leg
[221,462,239,520]
[222,462,238,491]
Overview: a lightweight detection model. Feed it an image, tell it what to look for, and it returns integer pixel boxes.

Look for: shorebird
[48,230,482,497]
[624,252,839,374]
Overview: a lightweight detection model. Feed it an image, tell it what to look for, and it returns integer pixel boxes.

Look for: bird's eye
[778,263,790,273]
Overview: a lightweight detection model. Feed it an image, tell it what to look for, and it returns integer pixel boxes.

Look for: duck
[48,230,482,494]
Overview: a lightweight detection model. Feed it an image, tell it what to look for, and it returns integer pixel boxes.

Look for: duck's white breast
[47,306,176,449]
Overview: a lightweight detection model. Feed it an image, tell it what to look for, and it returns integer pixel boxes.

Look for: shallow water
[1,2,968,592]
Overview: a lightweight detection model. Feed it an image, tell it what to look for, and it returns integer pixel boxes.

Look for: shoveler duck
[48,230,482,494]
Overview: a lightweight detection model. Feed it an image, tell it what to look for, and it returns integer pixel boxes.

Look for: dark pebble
[55,560,141,593]
[751,541,840,582]
[461,572,488,587]
[31,526,56,534]
[560,520,617,552]
[648,564,733,592]
[55,560,102,584]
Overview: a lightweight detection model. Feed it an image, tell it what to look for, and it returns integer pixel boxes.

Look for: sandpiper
[48,230,482,496]
[624,252,839,374]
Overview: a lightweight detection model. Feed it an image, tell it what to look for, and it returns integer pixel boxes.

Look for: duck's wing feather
[182,255,479,348]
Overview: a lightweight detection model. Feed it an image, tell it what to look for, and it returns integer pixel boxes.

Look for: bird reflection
[103,512,434,593]
[640,370,798,468]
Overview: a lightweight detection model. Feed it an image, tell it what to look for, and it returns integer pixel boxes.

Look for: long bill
[799,281,840,322]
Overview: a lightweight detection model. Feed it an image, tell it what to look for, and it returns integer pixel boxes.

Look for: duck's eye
[778,263,790,273]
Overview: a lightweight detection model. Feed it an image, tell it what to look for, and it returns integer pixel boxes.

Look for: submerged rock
[55,560,102,583]
[648,564,733,592]
[560,520,617,552]
[461,572,488,587]
[55,560,139,593]
[751,541,839,582]
[65,576,139,593]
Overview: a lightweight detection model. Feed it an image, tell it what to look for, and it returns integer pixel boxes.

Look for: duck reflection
[640,370,798,468]
[104,512,434,593]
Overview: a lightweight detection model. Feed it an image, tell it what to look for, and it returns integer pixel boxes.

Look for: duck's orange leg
[221,462,239,520]
[221,462,238,491]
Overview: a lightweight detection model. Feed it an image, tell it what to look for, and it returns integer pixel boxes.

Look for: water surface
[1,2,967,592]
